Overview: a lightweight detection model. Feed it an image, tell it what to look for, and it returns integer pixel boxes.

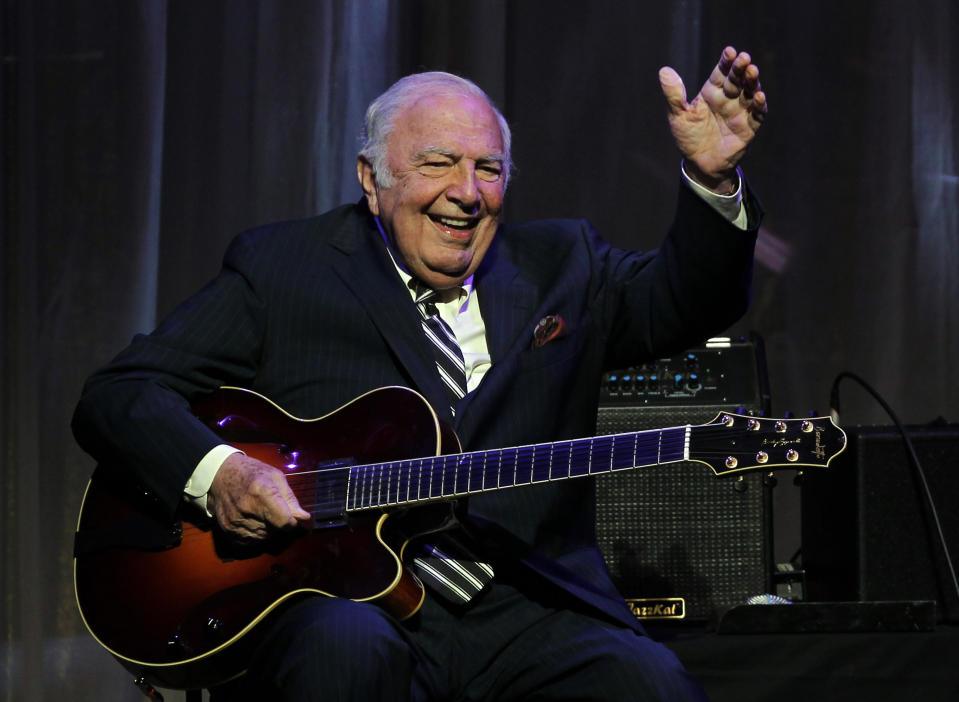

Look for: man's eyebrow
[412,146,506,164]
[479,152,507,165]
[412,146,456,161]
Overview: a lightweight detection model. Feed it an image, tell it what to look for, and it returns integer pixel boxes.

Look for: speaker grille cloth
[595,405,768,620]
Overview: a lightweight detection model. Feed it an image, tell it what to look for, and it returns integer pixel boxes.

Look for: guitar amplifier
[594,335,773,622]
[802,423,959,623]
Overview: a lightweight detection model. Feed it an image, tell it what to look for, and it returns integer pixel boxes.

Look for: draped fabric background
[2,1,956,699]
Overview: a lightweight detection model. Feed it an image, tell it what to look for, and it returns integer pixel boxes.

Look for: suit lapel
[454,235,539,438]
[327,206,452,417]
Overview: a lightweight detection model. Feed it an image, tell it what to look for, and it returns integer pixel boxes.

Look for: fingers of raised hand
[713,46,768,124]
[721,50,754,99]
[748,89,768,127]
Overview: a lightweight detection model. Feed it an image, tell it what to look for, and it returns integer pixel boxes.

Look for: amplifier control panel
[599,336,769,407]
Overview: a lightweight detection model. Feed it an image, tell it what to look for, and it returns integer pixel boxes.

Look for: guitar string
[285,434,686,513]
[178,423,830,540]
[286,428,802,514]
[277,425,801,514]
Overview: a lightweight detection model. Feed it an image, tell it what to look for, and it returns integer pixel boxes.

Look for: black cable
[829,370,959,612]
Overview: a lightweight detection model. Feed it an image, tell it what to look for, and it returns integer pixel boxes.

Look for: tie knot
[414,283,437,306]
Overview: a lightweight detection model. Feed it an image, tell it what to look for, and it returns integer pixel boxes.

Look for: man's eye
[477,165,502,182]
[418,162,451,176]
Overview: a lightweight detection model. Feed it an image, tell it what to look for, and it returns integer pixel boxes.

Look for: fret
[441,455,455,497]
[378,465,390,507]
[568,439,591,477]
[416,458,428,501]
[384,462,392,505]
[485,449,502,489]
[352,466,363,509]
[367,465,376,507]
[455,454,470,495]
[470,450,487,492]
[634,431,662,468]
[430,457,444,498]
[611,434,639,471]
[350,466,365,509]
[659,427,687,463]
[589,437,612,474]
[515,447,532,485]
[346,467,355,510]
[531,445,552,482]
[550,441,573,480]
[397,460,409,504]
[500,448,518,488]
[387,461,400,505]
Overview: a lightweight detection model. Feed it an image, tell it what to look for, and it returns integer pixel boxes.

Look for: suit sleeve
[598,178,761,371]
[71,232,268,516]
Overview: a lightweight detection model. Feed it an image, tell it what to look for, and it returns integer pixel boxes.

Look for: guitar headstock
[689,413,847,476]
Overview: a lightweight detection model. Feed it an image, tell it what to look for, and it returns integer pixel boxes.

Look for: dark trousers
[211,566,709,702]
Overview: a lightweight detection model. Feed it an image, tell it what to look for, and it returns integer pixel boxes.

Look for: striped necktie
[414,286,467,414]
[411,284,493,602]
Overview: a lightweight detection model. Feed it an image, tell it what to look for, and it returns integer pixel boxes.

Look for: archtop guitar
[73,385,846,689]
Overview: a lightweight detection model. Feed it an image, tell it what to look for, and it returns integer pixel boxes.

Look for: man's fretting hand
[659,46,767,193]
[206,453,312,541]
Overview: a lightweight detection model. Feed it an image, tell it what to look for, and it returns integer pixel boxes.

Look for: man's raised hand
[659,46,767,192]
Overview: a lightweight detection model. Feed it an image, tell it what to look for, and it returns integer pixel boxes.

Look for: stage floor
[651,623,959,700]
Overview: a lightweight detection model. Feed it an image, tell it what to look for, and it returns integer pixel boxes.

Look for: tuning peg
[733,476,748,493]
[793,470,805,486]
[783,410,794,419]
[763,472,778,488]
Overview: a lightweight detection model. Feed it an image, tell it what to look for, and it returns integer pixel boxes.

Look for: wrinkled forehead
[389,92,505,158]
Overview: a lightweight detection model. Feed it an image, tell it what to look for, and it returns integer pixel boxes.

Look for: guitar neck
[345,426,688,511]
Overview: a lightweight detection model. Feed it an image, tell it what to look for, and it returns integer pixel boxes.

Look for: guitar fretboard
[345,427,689,511]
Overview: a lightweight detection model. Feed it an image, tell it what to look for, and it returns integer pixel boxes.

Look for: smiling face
[357,92,507,290]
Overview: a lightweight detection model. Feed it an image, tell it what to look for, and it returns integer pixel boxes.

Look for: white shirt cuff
[680,161,749,230]
[184,443,243,515]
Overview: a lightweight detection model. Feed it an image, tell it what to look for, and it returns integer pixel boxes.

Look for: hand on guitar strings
[206,453,312,541]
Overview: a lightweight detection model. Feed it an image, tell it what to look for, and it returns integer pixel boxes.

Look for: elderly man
[73,47,766,701]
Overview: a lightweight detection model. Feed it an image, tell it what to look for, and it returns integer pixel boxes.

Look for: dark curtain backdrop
[2,1,956,700]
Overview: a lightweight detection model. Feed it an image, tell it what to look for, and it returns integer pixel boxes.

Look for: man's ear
[356,156,380,216]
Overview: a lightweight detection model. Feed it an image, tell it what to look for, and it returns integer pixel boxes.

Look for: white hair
[359,71,512,189]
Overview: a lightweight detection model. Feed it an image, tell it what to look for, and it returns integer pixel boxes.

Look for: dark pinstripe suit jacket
[73,182,760,634]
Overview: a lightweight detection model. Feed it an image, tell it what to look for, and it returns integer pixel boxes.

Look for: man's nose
[445,162,480,210]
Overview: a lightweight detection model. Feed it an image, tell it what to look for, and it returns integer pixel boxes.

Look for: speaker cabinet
[802,423,959,623]
[594,337,773,622]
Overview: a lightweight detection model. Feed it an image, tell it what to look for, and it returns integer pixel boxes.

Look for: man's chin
[421,269,470,290]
